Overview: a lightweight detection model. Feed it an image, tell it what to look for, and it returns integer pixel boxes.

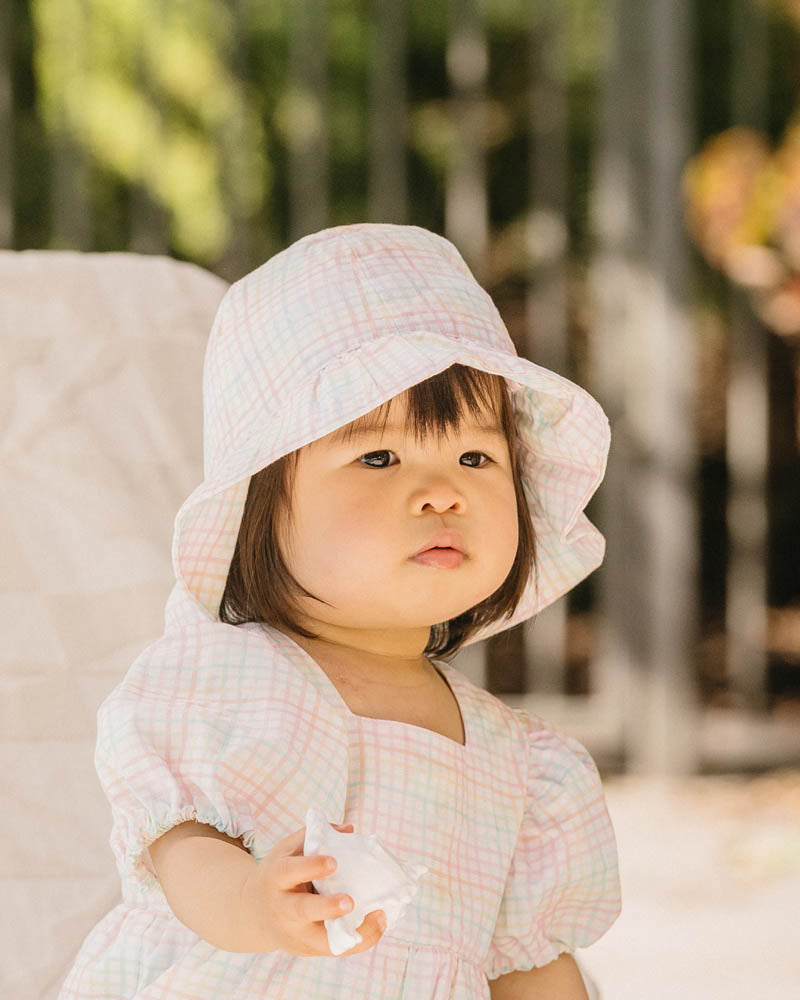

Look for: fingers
[296,889,354,924]
[275,852,337,890]
[258,822,389,959]
[292,892,386,951]
[360,909,387,940]
[273,827,308,857]
[272,821,355,890]
[289,894,387,957]
[336,909,387,957]
[274,822,353,860]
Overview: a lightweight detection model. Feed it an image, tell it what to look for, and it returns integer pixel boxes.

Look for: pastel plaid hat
[165,223,610,645]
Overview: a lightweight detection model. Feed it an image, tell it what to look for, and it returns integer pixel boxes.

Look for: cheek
[295,492,389,574]
[326,488,382,534]
[495,481,521,566]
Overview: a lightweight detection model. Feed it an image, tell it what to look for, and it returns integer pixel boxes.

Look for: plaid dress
[59,621,620,998]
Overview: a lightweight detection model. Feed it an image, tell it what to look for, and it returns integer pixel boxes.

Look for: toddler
[59,223,621,999]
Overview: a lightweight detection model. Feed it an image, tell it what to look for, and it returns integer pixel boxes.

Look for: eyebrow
[329,419,506,444]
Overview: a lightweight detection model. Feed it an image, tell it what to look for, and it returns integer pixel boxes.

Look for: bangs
[330,364,509,446]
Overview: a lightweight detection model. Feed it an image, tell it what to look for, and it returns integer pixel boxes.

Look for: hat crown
[201,224,513,476]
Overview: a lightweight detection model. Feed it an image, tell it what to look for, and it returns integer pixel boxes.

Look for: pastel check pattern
[59,622,621,998]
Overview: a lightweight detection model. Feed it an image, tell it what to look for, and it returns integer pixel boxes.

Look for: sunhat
[164,223,610,646]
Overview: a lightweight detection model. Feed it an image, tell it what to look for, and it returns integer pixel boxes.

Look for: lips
[414,530,466,557]
[413,548,464,569]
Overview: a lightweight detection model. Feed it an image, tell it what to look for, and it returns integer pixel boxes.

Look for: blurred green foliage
[30,0,268,259]
[8,0,800,281]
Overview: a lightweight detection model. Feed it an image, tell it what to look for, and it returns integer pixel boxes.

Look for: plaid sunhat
[164,223,610,646]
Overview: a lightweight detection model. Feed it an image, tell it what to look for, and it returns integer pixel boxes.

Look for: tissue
[303,807,427,956]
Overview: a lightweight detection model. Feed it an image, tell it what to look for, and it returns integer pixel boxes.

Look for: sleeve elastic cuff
[122,806,258,893]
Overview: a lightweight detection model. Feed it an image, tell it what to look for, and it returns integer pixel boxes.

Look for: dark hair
[219,363,538,659]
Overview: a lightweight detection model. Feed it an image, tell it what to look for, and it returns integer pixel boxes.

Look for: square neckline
[274,628,469,750]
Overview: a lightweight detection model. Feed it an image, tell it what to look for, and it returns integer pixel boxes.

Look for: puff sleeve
[483,711,621,979]
[93,623,349,901]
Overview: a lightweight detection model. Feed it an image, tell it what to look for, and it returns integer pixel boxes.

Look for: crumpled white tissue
[303,807,428,956]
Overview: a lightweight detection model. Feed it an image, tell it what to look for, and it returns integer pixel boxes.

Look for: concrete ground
[576,768,800,999]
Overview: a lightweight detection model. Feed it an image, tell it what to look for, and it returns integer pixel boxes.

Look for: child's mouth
[412,547,465,569]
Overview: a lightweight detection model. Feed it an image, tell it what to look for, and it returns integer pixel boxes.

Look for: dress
[59,621,621,999]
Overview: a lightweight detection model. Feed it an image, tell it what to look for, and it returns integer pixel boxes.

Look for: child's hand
[240,822,387,957]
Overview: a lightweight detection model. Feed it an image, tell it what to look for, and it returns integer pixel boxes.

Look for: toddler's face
[277,392,519,649]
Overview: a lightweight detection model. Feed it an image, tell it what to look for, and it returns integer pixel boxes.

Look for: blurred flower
[683,106,800,452]
[773,116,800,271]
[683,127,775,271]
[683,121,800,341]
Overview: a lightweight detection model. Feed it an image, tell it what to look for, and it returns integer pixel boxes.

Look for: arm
[488,954,590,1000]
[147,820,259,952]
[148,820,386,955]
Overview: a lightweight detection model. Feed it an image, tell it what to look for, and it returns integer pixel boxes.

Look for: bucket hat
[164,223,610,646]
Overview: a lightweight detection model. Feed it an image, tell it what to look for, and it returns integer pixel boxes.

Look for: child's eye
[358,450,397,468]
[357,450,492,468]
[461,451,491,468]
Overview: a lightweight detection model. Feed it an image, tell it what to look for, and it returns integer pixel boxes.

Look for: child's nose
[412,481,467,514]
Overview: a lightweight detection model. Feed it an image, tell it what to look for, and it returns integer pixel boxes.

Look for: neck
[282,624,433,680]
